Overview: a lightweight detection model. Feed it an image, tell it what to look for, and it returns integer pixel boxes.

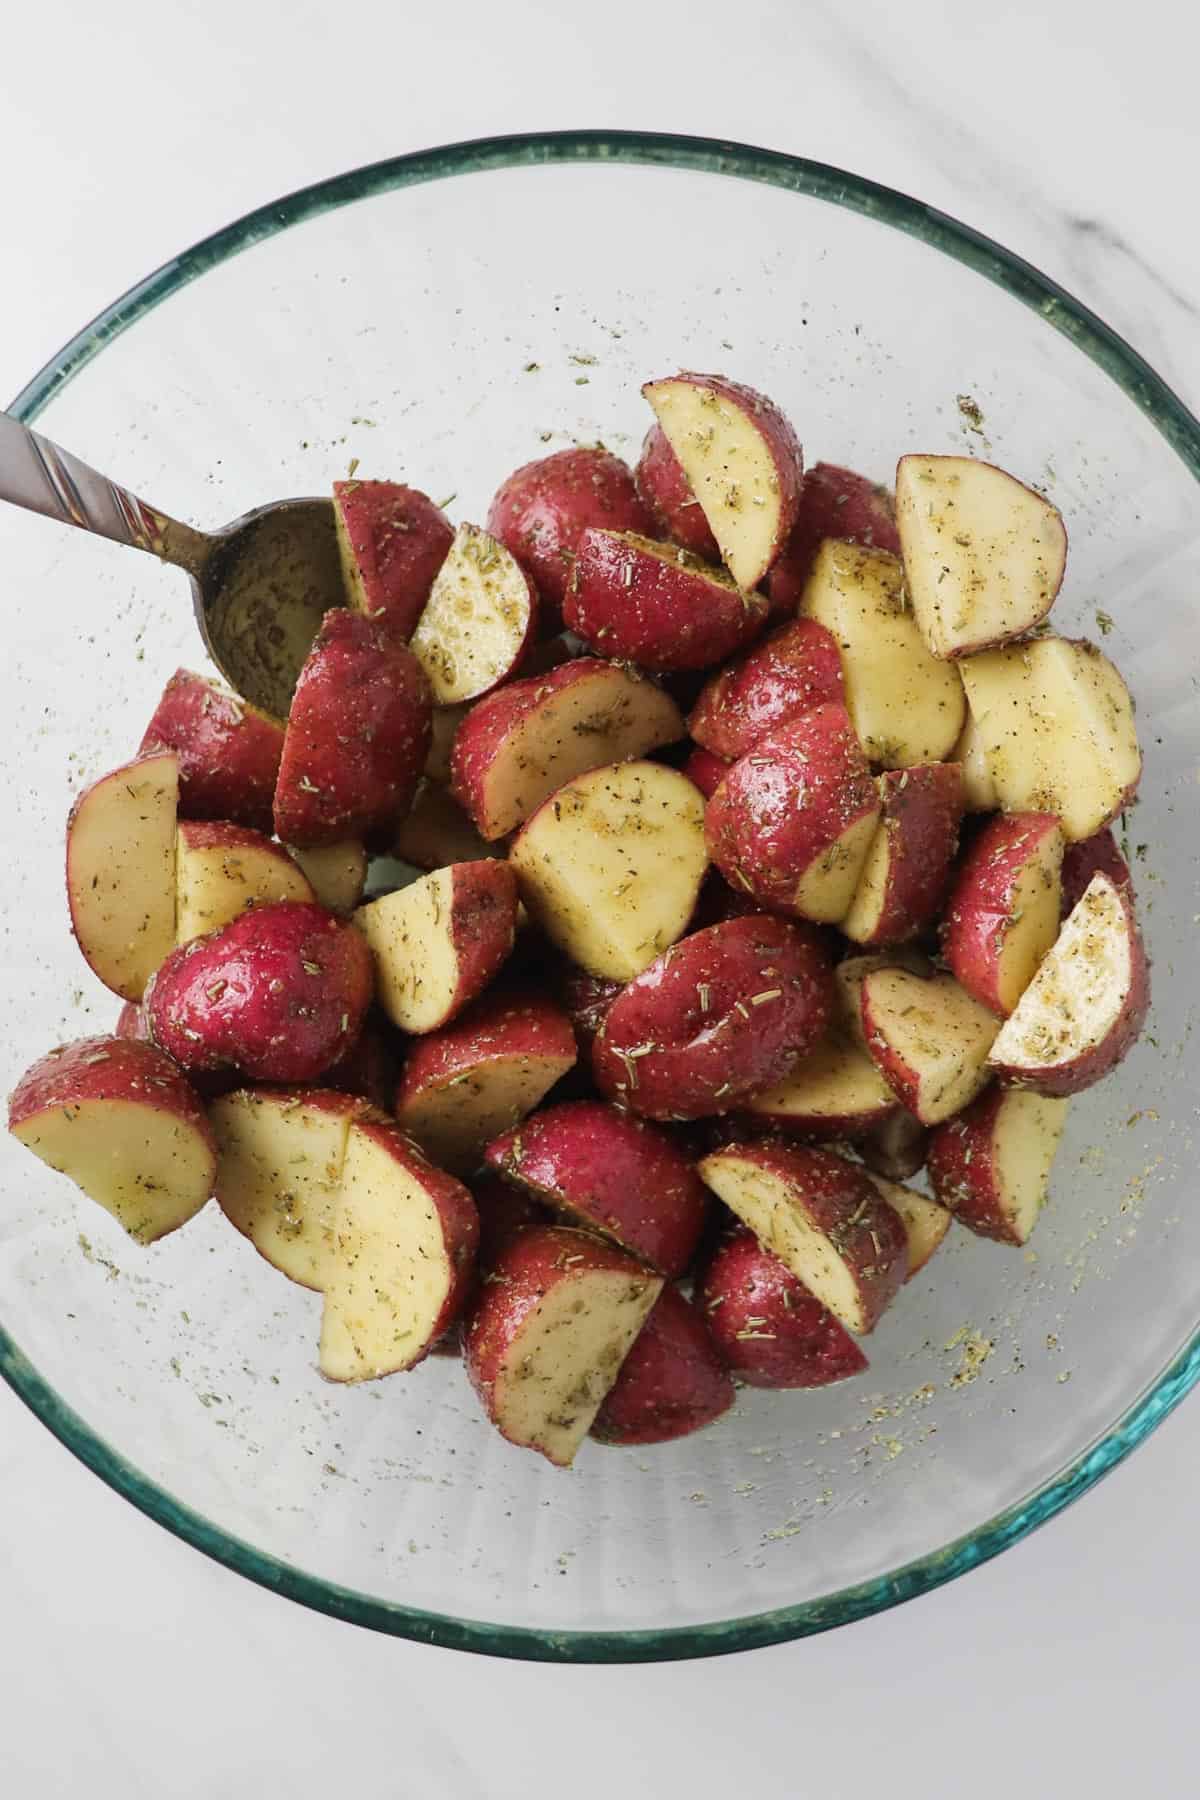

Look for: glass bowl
[2,132,1197,1663]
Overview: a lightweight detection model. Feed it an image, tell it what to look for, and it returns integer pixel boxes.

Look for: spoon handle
[0,410,213,575]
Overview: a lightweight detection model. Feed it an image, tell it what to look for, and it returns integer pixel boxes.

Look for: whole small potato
[146,901,373,1082]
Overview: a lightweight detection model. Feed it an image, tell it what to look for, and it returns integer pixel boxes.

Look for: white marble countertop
[2,4,1197,1794]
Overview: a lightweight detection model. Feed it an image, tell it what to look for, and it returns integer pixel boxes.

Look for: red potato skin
[464,1224,653,1452]
[394,986,577,1113]
[849,763,966,946]
[273,610,432,847]
[485,447,653,622]
[139,669,284,832]
[700,1227,868,1387]
[333,480,453,640]
[546,962,623,1056]
[8,1034,216,1156]
[688,617,846,761]
[926,1087,1027,1243]
[701,1141,909,1332]
[591,1284,733,1444]
[634,424,720,559]
[765,464,900,616]
[114,999,239,1101]
[593,915,833,1120]
[564,528,768,672]
[448,657,683,840]
[431,1175,545,1356]
[942,812,1062,1014]
[320,1012,401,1109]
[1060,828,1133,917]
[857,1109,930,1183]
[146,901,373,1083]
[683,746,730,801]
[705,705,880,917]
[990,877,1150,1097]
[485,1100,709,1278]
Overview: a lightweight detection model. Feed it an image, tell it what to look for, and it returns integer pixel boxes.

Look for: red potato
[697,1142,908,1334]
[765,462,901,614]
[394,987,577,1174]
[485,1100,708,1278]
[834,949,933,1054]
[174,820,314,945]
[113,998,237,1101]
[959,636,1140,841]
[465,1224,663,1467]
[320,1013,400,1109]
[546,962,622,1056]
[591,1285,733,1445]
[863,1175,952,1277]
[682,745,731,800]
[355,861,518,1033]
[797,540,965,766]
[634,423,720,559]
[286,839,368,915]
[431,1175,546,1358]
[860,966,999,1124]
[642,373,804,590]
[485,446,653,620]
[987,872,1149,1096]
[895,455,1068,659]
[952,709,998,812]
[450,656,683,842]
[273,609,432,848]
[8,1036,216,1244]
[409,523,538,703]
[564,528,767,671]
[1060,827,1133,916]
[211,1086,369,1287]
[942,811,1065,1015]
[140,669,286,832]
[842,763,965,947]
[699,1227,868,1387]
[705,704,881,922]
[66,751,179,1002]
[927,1085,1069,1244]
[509,759,707,982]
[333,479,453,640]
[857,1109,930,1183]
[687,616,845,762]
[742,1036,899,1140]
[319,1115,479,1381]
[392,781,498,871]
[146,901,373,1083]
[593,915,833,1120]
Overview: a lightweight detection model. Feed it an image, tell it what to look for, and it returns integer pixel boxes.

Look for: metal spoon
[1,411,344,720]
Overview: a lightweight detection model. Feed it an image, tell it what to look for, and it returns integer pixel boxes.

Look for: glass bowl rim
[4,129,1198,1663]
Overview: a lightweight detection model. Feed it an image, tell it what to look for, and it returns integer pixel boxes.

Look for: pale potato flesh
[990,823,1065,1013]
[356,868,464,1032]
[509,761,707,980]
[697,1155,872,1333]
[895,455,1067,658]
[399,1056,571,1176]
[411,524,532,704]
[840,800,894,942]
[865,1175,951,1276]
[793,810,881,924]
[211,1090,360,1288]
[175,835,312,945]
[474,667,683,839]
[288,840,368,913]
[959,637,1140,841]
[992,1092,1069,1240]
[747,1036,896,1126]
[989,876,1132,1075]
[645,380,785,589]
[491,1268,663,1467]
[865,969,999,1123]
[799,542,964,765]
[11,1097,213,1244]
[67,754,178,1000]
[953,710,999,811]
[319,1126,455,1381]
